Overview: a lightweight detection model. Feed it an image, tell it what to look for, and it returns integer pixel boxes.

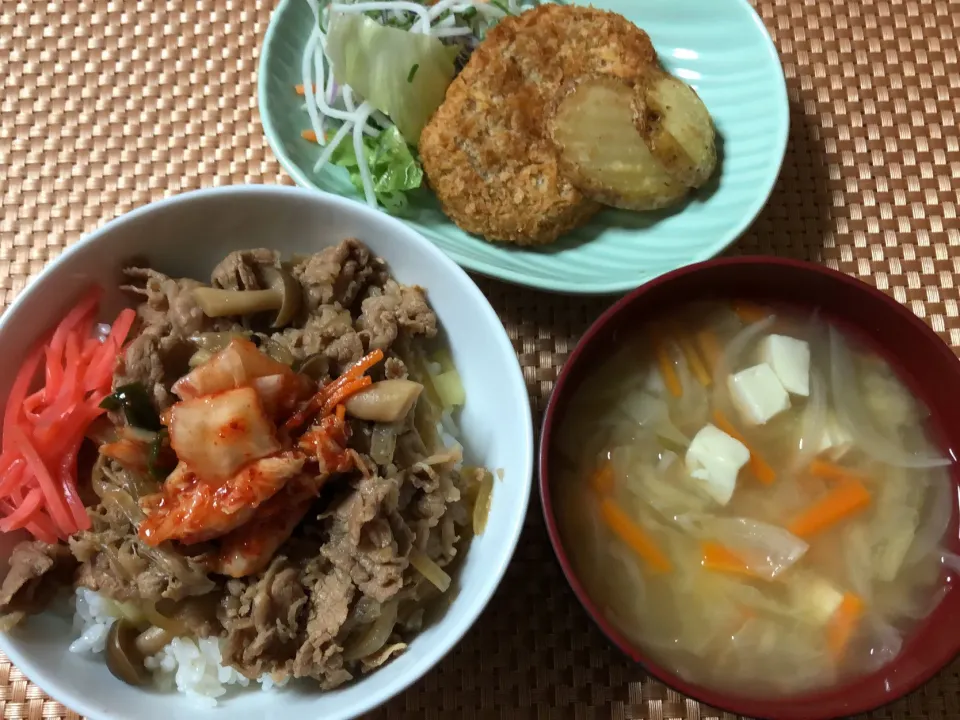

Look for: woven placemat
[1,0,959,718]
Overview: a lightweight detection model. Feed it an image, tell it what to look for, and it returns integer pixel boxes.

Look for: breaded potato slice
[418,5,659,245]
[635,71,717,188]
[548,77,688,211]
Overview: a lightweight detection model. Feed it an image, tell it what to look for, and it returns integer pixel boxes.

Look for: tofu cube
[685,424,750,505]
[728,363,791,425]
[817,413,854,460]
[790,575,844,625]
[759,334,810,396]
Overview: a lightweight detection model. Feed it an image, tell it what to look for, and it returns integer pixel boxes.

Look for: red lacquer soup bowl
[538,257,960,720]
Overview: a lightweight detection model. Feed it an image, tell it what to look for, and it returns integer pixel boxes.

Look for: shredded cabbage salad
[300,0,535,213]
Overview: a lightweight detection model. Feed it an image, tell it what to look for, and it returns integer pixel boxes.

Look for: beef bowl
[0,185,534,720]
[539,257,960,720]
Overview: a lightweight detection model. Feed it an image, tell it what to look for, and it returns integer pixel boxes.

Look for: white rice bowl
[0,185,533,720]
[68,589,287,706]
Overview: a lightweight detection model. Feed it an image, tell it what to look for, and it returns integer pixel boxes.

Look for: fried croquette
[418,4,660,246]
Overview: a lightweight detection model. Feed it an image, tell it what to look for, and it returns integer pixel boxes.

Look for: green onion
[100,383,162,431]
[407,64,420,83]
[147,429,176,480]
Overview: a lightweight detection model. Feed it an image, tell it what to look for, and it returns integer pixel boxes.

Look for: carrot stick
[713,410,776,484]
[321,376,372,416]
[589,461,614,495]
[788,480,871,538]
[695,329,722,372]
[678,338,712,387]
[733,301,768,324]
[599,498,672,572]
[344,349,384,380]
[301,129,318,142]
[284,350,384,431]
[827,592,864,659]
[700,541,760,578]
[295,84,318,96]
[652,335,682,398]
[809,459,866,484]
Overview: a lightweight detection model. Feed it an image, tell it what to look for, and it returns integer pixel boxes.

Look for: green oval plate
[259,0,788,294]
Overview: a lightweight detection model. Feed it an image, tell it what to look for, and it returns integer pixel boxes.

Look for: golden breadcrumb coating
[419,4,659,245]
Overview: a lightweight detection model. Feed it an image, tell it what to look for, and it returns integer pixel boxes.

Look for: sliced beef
[70,502,214,604]
[122,267,210,337]
[292,238,389,311]
[0,541,77,627]
[357,281,438,351]
[113,327,194,410]
[211,249,280,291]
[291,565,355,687]
[274,306,364,369]
[322,475,407,603]
[219,556,308,679]
[83,238,471,689]
[219,554,357,689]
[117,267,217,410]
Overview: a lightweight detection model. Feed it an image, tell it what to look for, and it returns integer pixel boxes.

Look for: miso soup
[553,301,956,696]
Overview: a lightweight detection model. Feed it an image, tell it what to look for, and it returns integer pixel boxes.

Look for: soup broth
[553,301,956,697]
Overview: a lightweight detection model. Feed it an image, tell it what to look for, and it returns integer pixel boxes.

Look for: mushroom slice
[105,619,151,687]
[262,266,302,328]
[191,266,301,328]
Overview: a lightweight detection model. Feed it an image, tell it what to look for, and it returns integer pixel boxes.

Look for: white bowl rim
[257,0,791,294]
[0,184,535,720]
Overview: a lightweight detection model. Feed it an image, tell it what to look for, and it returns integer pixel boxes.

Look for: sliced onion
[904,473,954,567]
[829,327,951,469]
[606,543,647,608]
[657,450,678,474]
[343,599,398,662]
[472,470,493,536]
[370,423,399,466]
[618,391,690,447]
[860,614,903,673]
[409,548,451,592]
[693,516,809,579]
[793,370,827,472]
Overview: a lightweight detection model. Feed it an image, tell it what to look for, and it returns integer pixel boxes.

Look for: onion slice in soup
[688,516,809,580]
[793,370,828,472]
[829,327,951,469]
[903,471,954,567]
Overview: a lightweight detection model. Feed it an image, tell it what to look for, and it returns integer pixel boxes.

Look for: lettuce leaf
[331,126,423,214]
[326,11,458,144]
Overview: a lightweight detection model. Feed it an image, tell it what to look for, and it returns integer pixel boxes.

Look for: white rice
[69,588,118,654]
[68,588,288,704]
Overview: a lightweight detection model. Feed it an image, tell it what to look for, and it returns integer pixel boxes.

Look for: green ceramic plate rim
[258,0,790,295]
